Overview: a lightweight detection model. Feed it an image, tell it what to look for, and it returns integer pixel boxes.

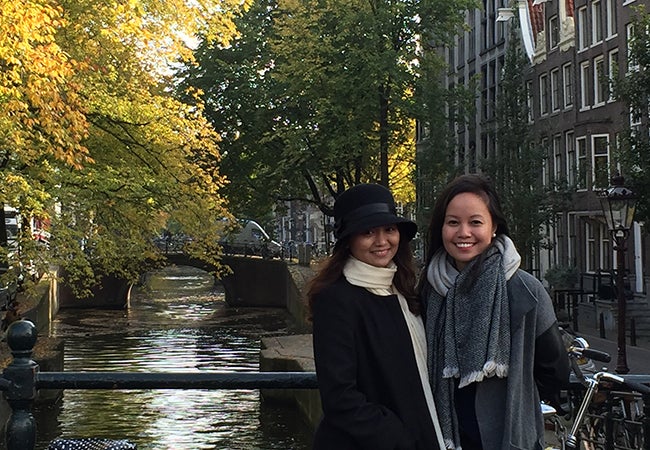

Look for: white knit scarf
[425,235,521,449]
[343,257,445,449]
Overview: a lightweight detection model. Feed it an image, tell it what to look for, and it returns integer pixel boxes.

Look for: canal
[31,265,313,450]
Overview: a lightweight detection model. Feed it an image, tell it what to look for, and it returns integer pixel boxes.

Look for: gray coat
[424,269,569,450]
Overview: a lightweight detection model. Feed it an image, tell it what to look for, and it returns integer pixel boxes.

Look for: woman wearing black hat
[307,183,444,450]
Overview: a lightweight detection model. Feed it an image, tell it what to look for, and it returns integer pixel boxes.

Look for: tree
[182,0,476,220]
[0,0,249,296]
[482,21,548,268]
[614,5,650,226]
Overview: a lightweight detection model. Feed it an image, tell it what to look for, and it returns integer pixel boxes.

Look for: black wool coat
[311,278,440,450]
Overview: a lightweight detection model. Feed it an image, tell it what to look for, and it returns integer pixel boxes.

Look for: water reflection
[32,265,312,450]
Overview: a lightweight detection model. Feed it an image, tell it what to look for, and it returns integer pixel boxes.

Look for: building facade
[432,0,649,295]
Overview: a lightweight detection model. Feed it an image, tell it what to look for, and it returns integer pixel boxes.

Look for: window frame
[593,55,606,107]
[578,6,589,51]
[551,68,561,112]
[591,134,610,189]
[563,63,573,108]
[565,131,576,187]
[539,73,549,117]
[580,61,591,110]
[576,136,588,190]
[591,0,603,45]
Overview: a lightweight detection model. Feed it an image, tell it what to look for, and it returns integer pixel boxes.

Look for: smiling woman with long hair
[419,174,570,450]
[307,183,444,450]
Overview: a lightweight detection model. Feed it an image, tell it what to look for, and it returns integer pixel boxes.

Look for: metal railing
[4,319,650,450]
[0,320,318,450]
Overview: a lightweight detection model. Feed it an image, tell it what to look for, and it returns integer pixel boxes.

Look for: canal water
[31,265,313,450]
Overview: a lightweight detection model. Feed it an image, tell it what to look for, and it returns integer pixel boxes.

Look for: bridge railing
[5,319,650,450]
[0,320,318,450]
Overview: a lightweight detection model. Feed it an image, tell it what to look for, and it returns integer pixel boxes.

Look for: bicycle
[543,336,650,450]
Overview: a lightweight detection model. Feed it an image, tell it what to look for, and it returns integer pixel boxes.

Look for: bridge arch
[163,254,289,308]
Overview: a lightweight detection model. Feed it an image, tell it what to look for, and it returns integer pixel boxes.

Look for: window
[593,56,606,106]
[592,134,610,189]
[627,24,639,72]
[592,1,603,45]
[586,222,596,272]
[541,138,549,188]
[576,137,587,190]
[630,106,642,134]
[606,0,617,38]
[565,131,576,186]
[482,65,488,120]
[578,7,589,50]
[563,63,573,107]
[553,135,562,185]
[448,46,455,71]
[549,16,560,49]
[539,73,549,116]
[551,68,561,112]
[580,61,590,110]
[608,49,619,101]
[489,60,497,120]
[468,12,476,56]
[526,80,534,122]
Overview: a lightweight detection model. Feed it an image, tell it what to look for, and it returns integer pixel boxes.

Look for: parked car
[219,219,282,259]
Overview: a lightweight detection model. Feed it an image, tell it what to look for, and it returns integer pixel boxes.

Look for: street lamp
[599,175,637,374]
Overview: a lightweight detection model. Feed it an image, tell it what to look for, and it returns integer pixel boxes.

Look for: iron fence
[3,319,650,450]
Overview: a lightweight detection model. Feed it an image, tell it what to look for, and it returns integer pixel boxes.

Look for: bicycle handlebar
[622,379,650,395]
[581,348,611,363]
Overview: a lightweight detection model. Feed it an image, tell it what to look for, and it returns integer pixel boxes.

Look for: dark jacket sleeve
[534,321,571,405]
[312,287,414,450]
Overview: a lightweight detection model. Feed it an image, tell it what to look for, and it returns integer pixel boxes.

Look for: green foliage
[482,20,548,268]
[0,0,249,296]
[613,5,650,228]
[180,0,478,219]
[544,264,580,290]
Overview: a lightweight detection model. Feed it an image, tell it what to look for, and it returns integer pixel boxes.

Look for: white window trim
[580,61,590,111]
[540,73,549,117]
[591,1,603,46]
[578,7,589,51]
[593,55,606,107]
[576,136,588,191]
[605,0,617,39]
[608,49,618,102]
[551,68,560,112]
[526,80,534,123]
[565,131,575,186]
[563,63,573,108]
[553,135,562,186]
[549,15,559,49]
[591,134,610,189]
[627,23,640,73]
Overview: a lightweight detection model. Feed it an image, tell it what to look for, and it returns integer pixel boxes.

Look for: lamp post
[599,175,637,374]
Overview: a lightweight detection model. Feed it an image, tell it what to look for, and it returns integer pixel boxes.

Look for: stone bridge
[58,252,312,333]
[164,254,289,308]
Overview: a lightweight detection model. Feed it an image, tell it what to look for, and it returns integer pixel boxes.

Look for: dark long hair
[306,236,419,320]
[418,174,510,291]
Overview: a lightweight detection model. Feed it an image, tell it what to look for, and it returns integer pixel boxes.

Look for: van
[220,219,282,258]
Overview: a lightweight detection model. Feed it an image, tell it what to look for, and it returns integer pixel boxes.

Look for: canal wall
[260,262,322,432]
[0,270,64,434]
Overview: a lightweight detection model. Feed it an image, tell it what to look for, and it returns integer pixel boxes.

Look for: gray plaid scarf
[425,235,521,449]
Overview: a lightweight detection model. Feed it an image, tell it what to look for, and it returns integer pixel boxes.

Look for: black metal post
[3,319,38,450]
[612,230,630,374]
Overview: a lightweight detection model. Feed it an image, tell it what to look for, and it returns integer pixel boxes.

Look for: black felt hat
[333,184,417,243]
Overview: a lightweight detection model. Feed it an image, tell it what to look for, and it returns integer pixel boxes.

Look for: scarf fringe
[442,366,459,379]
[457,362,509,388]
